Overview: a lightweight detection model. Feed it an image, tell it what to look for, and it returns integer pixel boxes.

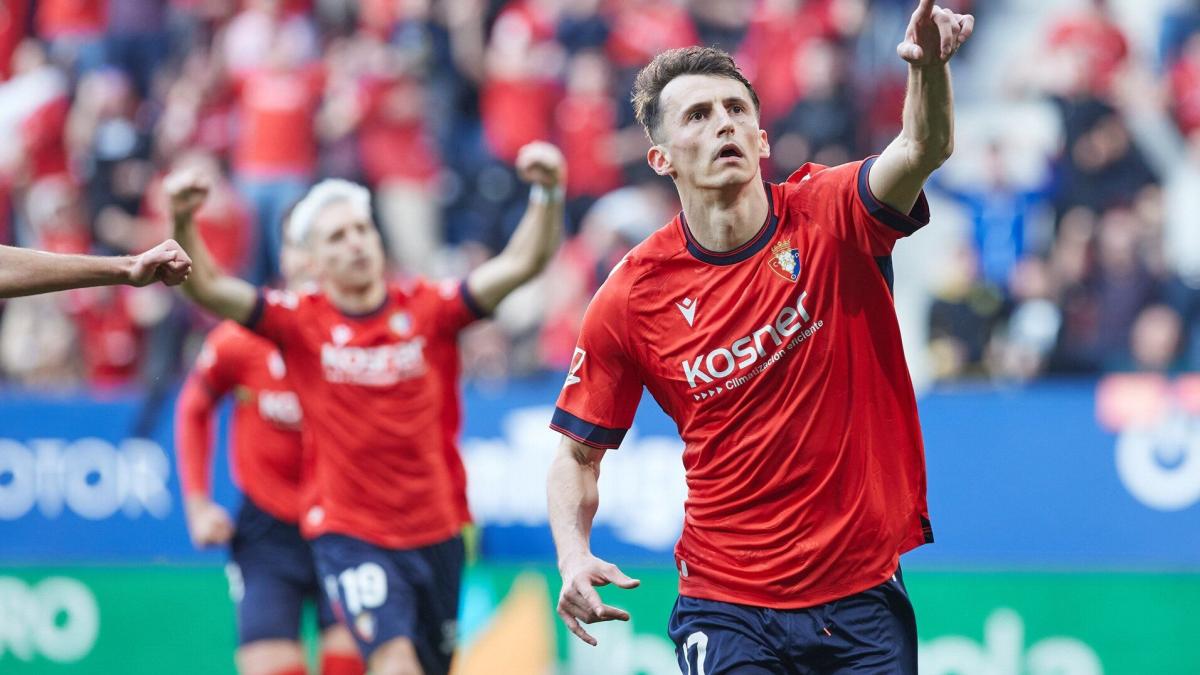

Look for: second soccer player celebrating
[547,2,973,673]
[169,141,566,675]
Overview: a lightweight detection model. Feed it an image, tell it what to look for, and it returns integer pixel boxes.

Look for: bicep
[867,139,929,215]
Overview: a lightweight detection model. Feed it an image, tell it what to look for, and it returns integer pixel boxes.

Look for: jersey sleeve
[549,267,643,449]
[243,288,305,349]
[192,325,241,396]
[175,327,237,500]
[425,279,489,337]
[787,157,931,257]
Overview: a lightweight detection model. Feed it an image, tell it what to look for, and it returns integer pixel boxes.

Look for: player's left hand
[128,239,192,287]
[897,0,974,67]
[516,141,566,188]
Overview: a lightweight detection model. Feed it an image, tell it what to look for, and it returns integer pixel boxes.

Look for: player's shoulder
[781,159,866,191]
[389,276,466,310]
[206,319,270,356]
[604,221,684,288]
[263,283,322,311]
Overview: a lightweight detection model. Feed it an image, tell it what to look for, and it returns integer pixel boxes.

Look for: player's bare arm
[547,435,640,646]
[465,141,566,313]
[0,239,192,299]
[166,169,258,323]
[868,0,975,212]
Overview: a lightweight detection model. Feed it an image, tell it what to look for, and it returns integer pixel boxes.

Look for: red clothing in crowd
[605,0,698,70]
[358,75,440,186]
[0,0,29,79]
[21,96,71,181]
[556,92,622,199]
[1047,11,1129,98]
[36,0,107,38]
[1170,47,1200,135]
[233,67,324,177]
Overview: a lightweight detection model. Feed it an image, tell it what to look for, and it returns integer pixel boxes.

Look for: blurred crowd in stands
[0,0,1197,396]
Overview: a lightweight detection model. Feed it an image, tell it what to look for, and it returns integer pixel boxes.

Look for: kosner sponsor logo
[320,338,427,386]
[920,609,1101,675]
[0,577,99,663]
[681,291,816,389]
[0,438,171,521]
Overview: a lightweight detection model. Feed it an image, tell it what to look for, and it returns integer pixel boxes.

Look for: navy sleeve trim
[459,280,490,319]
[857,156,932,236]
[550,407,627,449]
[241,291,266,329]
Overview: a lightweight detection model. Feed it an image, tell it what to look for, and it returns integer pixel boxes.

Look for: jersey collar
[679,182,778,266]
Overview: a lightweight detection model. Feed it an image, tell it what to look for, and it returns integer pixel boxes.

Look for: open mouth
[715,143,744,161]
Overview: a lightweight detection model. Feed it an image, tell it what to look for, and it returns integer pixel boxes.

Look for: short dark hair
[631,46,760,143]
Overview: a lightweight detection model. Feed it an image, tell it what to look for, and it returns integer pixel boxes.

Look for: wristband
[530,184,565,205]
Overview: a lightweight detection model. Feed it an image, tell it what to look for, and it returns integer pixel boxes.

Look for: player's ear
[647,144,674,177]
[758,128,771,159]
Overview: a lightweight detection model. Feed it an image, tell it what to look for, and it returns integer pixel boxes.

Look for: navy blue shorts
[227,498,337,646]
[311,533,464,673]
[668,568,917,674]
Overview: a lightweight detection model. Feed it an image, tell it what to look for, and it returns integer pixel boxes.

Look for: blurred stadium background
[2,0,1200,672]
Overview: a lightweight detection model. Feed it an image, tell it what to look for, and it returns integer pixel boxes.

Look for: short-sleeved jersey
[247,280,483,549]
[552,157,934,609]
[187,321,305,522]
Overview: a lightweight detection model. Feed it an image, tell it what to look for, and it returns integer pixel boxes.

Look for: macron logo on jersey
[682,291,814,389]
[676,297,697,327]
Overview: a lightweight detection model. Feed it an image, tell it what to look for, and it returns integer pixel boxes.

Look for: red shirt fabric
[358,76,440,186]
[557,94,622,198]
[1170,53,1200,135]
[22,96,71,181]
[0,0,29,79]
[247,280,483,548]
[552,158,933,608]
[36,0,107,38]
[233,67,323,177]
[481,78,558,164]
[605,1,698,69]
[1047,14,1129,97]
[176,321,305,522]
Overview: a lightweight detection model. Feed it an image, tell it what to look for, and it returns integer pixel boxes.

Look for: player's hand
[556,552,640,646]
[516,141,566,189]
[128,239,192,287]
[164,168,211,222]
[184,498,234,548]
[897,0,974,67]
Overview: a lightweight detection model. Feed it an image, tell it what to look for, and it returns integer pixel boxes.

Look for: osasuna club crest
[767,240,801,282]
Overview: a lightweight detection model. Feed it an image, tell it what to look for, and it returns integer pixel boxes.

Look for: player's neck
[678,179,769,253]
[326,278,388,316]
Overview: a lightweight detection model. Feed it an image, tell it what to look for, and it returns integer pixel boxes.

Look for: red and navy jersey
[177,321,305,523]
[247,279,483,549]
[552,157,934,609]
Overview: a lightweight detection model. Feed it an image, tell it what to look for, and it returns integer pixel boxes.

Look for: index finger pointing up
[914,0,934,18]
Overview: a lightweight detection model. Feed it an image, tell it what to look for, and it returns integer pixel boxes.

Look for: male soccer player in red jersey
[547,2,974,672]
[0,239,191,298]
[167,140,566,675]
[176,219,363,675]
